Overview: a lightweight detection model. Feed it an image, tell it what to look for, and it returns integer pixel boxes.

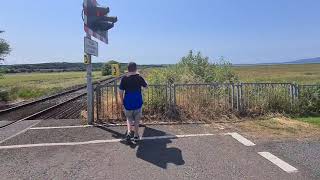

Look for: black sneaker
[126,134,131,142]
[133,136,140,143]
[129,131,135,138]
[126,131,133,142]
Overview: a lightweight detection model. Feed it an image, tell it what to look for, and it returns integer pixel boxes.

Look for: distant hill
[284,57,320,64]
[0,62,165,73]
[234,57,320,66]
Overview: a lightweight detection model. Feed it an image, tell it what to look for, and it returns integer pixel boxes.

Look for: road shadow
[136,126,185,169]
[96,124,185,168]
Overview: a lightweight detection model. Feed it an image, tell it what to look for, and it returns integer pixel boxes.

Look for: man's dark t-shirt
[119,74,147,110]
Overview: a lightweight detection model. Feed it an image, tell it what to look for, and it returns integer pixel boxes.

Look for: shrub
[101,63,112,76]
[0,89,9,102]
[146,50,238,85]
[0,68,6,79]
[101,60,121,76]
[142,51,239,121]
[296,86,320,116]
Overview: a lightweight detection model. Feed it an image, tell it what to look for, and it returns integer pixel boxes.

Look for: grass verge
[0,71,103,102]
[235,116,320,139]
[296,117,320,127]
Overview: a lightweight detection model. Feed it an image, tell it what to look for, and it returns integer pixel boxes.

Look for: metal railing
[93,81,320,122]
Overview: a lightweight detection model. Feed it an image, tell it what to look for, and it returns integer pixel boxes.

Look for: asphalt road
[0,119,319,180]
[255,140,320,179]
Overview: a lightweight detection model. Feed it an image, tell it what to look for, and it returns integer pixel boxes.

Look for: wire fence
[92,79,320,122]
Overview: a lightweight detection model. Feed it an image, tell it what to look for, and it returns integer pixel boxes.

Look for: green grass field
[0,72,103,101]
[297,117,320,127]
[1,63,320,102]
[233,64,320,84]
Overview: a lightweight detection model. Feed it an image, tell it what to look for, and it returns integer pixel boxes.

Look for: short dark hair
[128,62,137,72]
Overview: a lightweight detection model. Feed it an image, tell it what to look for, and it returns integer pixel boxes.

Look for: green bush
[266,90,292,114]
[0,90,9,101]
[101,63,112,76]
[296,86,320,116]
[0,68,6,79]
[101,60,121,76]
[143,51,238,119]
[146,50,238,85]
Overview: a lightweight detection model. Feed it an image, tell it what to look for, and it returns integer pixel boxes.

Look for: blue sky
[1,0,320,65]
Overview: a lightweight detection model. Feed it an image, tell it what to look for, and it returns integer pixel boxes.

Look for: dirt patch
[232,116,320,140]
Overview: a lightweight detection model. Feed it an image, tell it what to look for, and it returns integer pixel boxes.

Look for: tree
[101,63,112,76]
[0,31,11,62]
[101,60,120,76]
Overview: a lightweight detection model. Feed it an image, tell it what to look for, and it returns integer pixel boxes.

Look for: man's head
[128,62,137,72]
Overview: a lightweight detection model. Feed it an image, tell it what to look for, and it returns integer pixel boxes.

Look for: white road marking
[0,121,40,144]
[176,134,215,138]
[258,152,298,173]
[142,134,215,140]
[226,132,255,146]
[30,125,93,130]
[0,133,215,150]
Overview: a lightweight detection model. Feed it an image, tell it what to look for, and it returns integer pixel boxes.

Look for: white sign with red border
[84,37,98,56]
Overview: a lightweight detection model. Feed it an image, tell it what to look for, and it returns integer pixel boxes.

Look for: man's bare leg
[126,119,131,133]
[134,109,142,139]
[134,120,139,138]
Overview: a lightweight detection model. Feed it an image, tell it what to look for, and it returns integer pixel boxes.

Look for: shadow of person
[95,125,137,148]
[136,126,185,169]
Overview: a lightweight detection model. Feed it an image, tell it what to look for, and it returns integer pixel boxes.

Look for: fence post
[290,84,295,106]
[236,83,241,111]
[95,84,101,122]
[239,83,243,112]
[231,84,235,110]
[173,84,176,107]
[114,80,118,119]
[296,85,300,100]
[167,80,178,118]
[168,82,172,107]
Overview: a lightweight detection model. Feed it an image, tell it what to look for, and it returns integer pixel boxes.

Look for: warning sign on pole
[111,64,120,77]
[84,37,98,57]
[84,54,91,64]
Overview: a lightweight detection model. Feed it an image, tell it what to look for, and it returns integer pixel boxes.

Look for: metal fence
[93,79,320,122]
[94,78,171,122]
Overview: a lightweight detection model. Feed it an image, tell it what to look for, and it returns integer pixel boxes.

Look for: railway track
[0,77,117,128]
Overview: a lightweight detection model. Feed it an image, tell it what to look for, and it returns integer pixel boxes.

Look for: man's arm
[119,90,124,106]
[119,78,125,106]
[140,76,148,88]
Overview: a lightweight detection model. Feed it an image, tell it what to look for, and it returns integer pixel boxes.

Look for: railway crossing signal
[82,0,117,124]
[83,0,117,44]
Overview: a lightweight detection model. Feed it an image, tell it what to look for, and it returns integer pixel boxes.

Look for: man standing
[119,62,147,143]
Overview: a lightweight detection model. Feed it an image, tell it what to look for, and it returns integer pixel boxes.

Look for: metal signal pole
[86,34,94,125]
[83,0,117,125]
